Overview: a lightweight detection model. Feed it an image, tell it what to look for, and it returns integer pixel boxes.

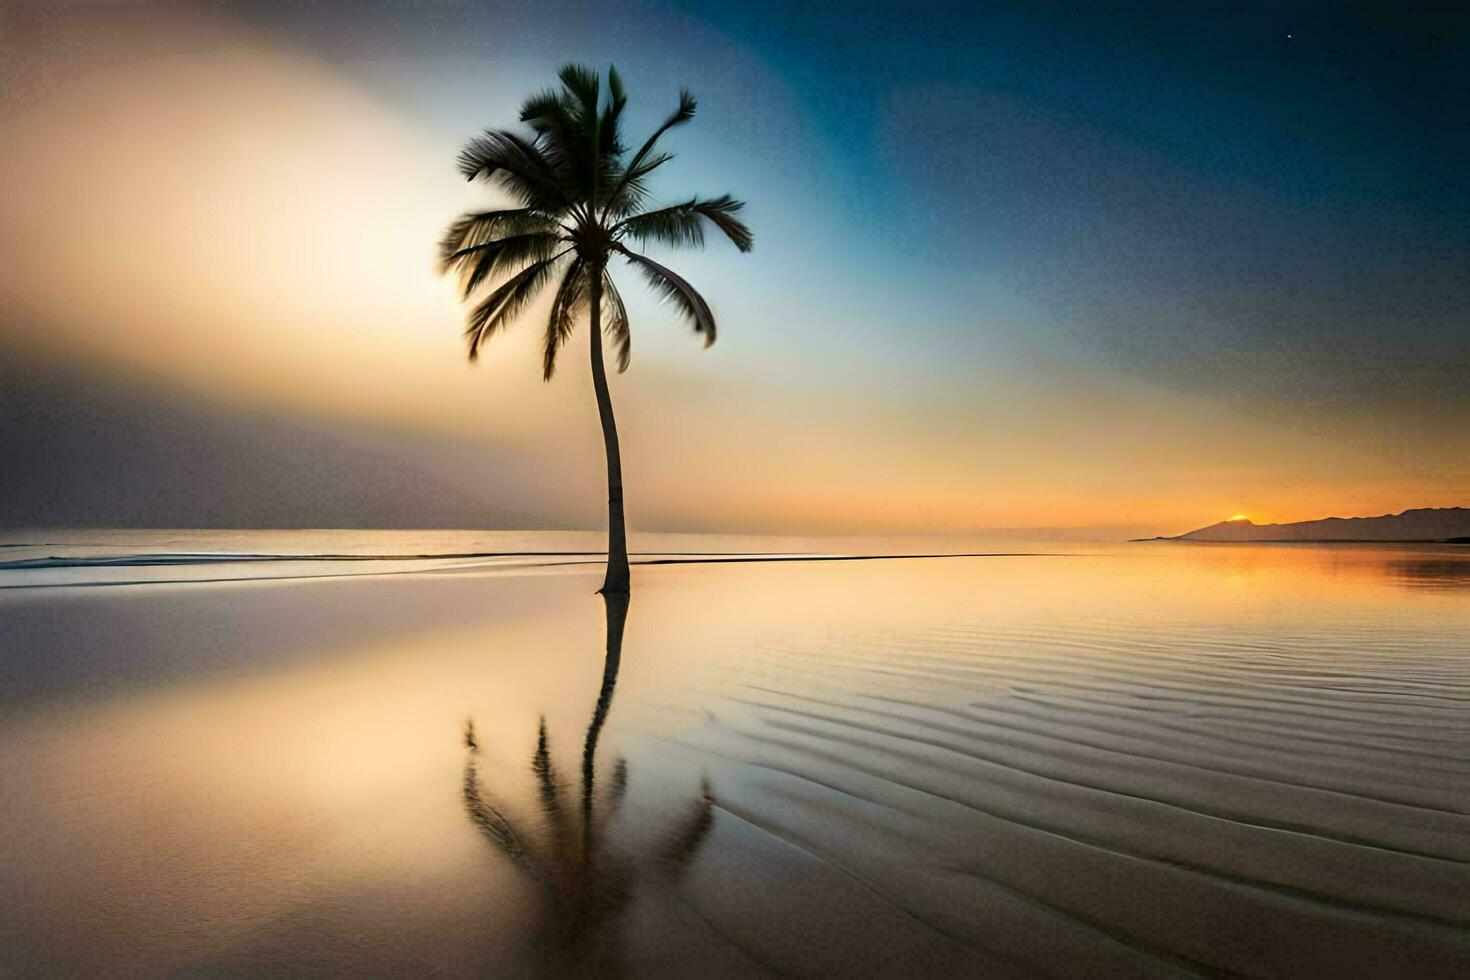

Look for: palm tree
[440,64,752,595]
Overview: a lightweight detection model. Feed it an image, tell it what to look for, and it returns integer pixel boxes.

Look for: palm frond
[519,87,570,132]
[646,88,698,152]
[602,151,672,218]
[456,130,570,212]
[614,245,717,346]
[557,63,602,124]
[519,88,587,191]
[600,88,696,219]
[606,65,626,114]
[447,232,563,299]
[602,272,631,372]
[598,65,628,160]
[439,209,559,271]
[543,258,587,381]
[465,250,570,361]
[615,194,753,252]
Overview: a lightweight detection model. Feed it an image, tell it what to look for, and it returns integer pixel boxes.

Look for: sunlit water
[1,531,1467,976]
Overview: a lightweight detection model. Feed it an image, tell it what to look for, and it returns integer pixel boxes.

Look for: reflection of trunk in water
[462,592,714,974]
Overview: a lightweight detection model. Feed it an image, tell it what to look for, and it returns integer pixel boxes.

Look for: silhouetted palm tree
[441,65,752,594]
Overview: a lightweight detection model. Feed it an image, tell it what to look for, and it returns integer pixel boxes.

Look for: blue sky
[263,0,1469,398]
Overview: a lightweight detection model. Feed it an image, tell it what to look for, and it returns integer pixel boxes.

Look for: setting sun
[1229,514,1249,522]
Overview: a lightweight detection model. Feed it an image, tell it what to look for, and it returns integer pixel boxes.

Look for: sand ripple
[658,617,1470,976]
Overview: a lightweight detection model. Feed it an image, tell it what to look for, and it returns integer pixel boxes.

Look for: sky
[1,0,1466,536]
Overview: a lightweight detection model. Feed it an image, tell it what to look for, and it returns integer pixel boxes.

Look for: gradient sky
[2,1,1466,535]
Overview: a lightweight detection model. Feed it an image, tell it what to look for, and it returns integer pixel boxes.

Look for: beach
[2,533,1468,976]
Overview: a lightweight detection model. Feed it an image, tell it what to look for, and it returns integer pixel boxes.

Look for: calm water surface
[1,532,1467,976]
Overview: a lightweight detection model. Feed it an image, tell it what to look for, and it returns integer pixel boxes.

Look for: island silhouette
[1138,507,1470,543]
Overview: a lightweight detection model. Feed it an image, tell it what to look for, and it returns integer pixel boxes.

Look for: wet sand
[1,535,1467,976]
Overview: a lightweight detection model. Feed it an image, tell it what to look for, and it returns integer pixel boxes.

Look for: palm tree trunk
[587,270,631,594]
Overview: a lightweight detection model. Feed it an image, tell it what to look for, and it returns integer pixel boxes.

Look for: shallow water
[1,532,1467,976]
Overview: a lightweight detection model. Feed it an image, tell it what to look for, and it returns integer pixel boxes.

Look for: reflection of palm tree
[462,593,714,973]
[439,65,753,596]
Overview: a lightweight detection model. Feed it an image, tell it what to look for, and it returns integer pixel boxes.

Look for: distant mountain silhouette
[1142,508,1470,543]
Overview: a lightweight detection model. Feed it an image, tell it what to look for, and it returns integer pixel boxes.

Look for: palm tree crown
[440,63,753,380]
